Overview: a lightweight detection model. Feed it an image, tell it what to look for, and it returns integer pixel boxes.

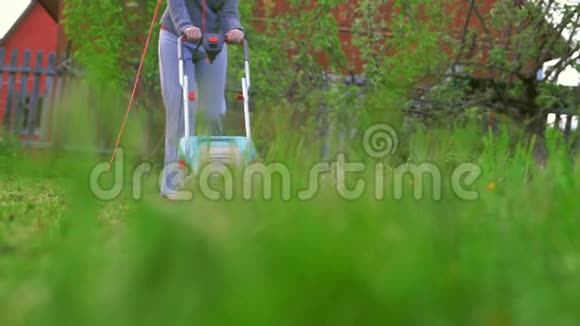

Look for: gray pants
[158,29,228,195]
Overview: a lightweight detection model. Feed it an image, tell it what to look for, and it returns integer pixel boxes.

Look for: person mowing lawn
[158,0,244,200]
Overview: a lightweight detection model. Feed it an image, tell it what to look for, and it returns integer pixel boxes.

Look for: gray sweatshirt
[160,0,243,36]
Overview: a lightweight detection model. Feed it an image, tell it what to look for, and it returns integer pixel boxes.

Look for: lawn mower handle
[225,36,250,62]
[177,34,249,62]
[177,34,250,90]
[177,34,252,140]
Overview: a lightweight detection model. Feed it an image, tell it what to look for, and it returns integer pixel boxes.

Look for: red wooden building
[0,0,59,127]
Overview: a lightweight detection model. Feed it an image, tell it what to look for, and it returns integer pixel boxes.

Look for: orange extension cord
[107,0,163,173]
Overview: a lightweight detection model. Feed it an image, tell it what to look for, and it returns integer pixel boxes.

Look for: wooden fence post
[39,52,57,141]
[14,50,31,134]
[0,48,4,125]
[3,49,19,130]
[25,51,44,141]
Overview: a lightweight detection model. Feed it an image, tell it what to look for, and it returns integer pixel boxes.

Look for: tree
[420,0,580,135]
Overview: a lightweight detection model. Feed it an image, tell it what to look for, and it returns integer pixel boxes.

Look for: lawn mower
[176,33,256,176]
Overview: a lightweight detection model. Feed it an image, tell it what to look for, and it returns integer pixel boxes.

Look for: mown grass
[0,81,579,326]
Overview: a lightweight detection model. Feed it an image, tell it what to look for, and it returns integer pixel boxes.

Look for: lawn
[0,118,578,325]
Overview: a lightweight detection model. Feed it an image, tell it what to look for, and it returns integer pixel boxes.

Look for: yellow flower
[487,181,497,192]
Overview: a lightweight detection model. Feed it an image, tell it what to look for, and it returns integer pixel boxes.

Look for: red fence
[0,47,57,142]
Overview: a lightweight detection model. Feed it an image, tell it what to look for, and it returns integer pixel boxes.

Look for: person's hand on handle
[225,28,244,43]
[184,26,202,42]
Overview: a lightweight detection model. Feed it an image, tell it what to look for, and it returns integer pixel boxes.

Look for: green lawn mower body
[178,135,256,175]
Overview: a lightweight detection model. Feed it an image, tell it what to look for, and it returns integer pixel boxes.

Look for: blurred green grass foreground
[0,80,579,326]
